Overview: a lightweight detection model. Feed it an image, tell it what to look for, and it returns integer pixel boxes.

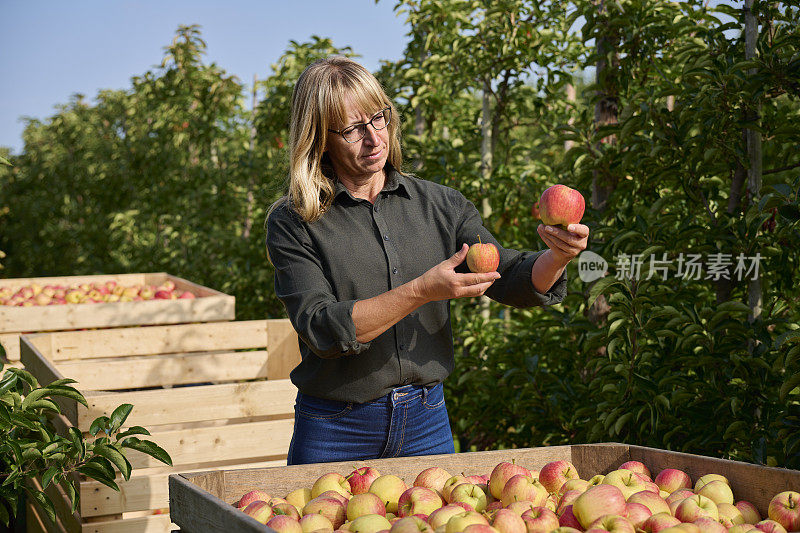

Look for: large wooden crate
[20,319,302,533]
[0,272,235,366]
[169,443,800,533]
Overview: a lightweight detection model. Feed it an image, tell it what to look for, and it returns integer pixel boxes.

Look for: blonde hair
[273,56,402,223]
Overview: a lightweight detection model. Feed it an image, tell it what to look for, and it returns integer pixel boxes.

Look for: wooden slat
[41,321,266,361]
[0,332,21,361]
[80,458,286,517]
[28,476,81,533]
[76,380,297,430]
[20,334,65,385]
[266,319,301,380]
[0,273,149,293]
[80,513,175,533]
[170,474,267,533]
[56,350,270,391]
[126,418,293,469]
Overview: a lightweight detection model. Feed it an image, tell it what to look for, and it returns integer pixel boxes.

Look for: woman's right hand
[411,243,501,303]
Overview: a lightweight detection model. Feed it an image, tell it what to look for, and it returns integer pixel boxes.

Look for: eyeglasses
[328,107,391,144]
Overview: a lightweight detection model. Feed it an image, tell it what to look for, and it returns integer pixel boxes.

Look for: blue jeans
[287,383,455,465]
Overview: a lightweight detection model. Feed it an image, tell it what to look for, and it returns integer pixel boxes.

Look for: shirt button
[374,206,379,212]
[392,268,398,274]
[399,344,405,351]
[383,234,389,241]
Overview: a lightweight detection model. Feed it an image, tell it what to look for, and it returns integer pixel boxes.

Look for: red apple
[619,461,652,481]
[349,493,387,520]
[492,508,526,533]
[736,501,762,525]
[489,462,532,500]
[559,506,583,530]
[303,497,347,529]
[299,513,333,533]
[641,513,682,533]
[755,520,788,533]
[654,469,692,494]
[348,467,382,495]
[398,487,442,518]
[445,511,489,533]
[267,515,303,533]
[521,507,560,533]
[692,517,727,533]
[626,502,652,528]
[697,480,734,505]
[539,460,580,494]
[538,184,585,228]
[179,290,196,299]
[573,485,628,529]
[414,467,452,494]
[675,495,719,523]
[390,516,433,533]
[500,475,548,507]
[768,491,800,532]
[466,237,500,273]
[429,505,470,530]
[238,489,271,509]
[243,500,274,524]
[588,514,636,533]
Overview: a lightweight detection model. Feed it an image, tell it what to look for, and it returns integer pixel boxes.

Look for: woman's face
[325,96,390,183]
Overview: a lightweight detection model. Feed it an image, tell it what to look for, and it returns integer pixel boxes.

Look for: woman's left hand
[537,223,589,266]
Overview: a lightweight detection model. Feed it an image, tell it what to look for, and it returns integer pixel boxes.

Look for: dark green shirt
[266,166,567,403]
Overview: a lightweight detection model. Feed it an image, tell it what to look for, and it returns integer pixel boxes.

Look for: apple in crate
[641,513,681,533]
[390,516,434,533]
[267,515,303,533]
[691,517,727,533]
[243,500,273,524]
[237,489,271,509]
[629,490,670,516]
[398,486,443,517]
[602,469,647,499]
[303,496,347,529]
[312,472,352,499]
[694,474,728,492]
[768,491,800,532]
[675,495,719,522]
[299,513,333,533]
[430,505,470,530]
[755,520,788,533]
[573,485,627,529]
[450,483,487,512]
[492,508,526,533]
[348,514,393,533]
[521,506,559,533]
[559,505,583,530]
[619,461,652,480]
[445,511,489,533]
[625,502,652,529]
[489,462,532,500]
[370,474,407,514]
[348,493,386,520]
[539,460,580,494]
[414,467,452,494]
[697,480,734,505]
[348,467,382,495]
[500,474,548,507]
[442,475,469,503]
[736,501,762,525]
[654,469,692,493]
[588,514,636,533]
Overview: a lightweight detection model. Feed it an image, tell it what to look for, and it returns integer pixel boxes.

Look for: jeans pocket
[422,383,445,409]
[295,393,353,420]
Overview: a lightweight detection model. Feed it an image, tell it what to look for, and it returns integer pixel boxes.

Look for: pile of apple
[0,279,197,306]
[233,460,800,533]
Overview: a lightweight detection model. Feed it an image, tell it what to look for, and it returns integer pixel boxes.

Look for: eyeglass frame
[327,106,392,144]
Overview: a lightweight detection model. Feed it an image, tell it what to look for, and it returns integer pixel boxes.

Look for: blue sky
[0,1,411,153]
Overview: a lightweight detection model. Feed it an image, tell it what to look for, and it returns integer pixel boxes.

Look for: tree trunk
[243,74,257,240]
[744,0,762,325]
[587,0,618,327]
[480,79,493,320]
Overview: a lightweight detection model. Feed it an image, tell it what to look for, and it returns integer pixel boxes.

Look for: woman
[266,56,588,465]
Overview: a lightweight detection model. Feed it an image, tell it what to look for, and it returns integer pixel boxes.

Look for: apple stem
[478,235,482,245]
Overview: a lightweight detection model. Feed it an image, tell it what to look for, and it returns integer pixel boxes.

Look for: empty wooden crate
[21,319,301,533]
[0,272,235,366]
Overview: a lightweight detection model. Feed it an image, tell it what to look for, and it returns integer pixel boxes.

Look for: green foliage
[1,3,799,470]
[0,365,171,526]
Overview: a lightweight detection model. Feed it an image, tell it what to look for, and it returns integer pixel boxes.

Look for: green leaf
[94,444,132,480]
[26,488,56,525]
[780,372,800,403]
[42,466,59,489]
[115,426,151,439]
[77,463,120,491]
[89,416,110,436]
[121,437,173,466]
[109,404,133,432]
[587,276,621,309]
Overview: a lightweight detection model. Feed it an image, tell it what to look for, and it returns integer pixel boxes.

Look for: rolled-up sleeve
[454,193,567,308]
[267,205,371,358]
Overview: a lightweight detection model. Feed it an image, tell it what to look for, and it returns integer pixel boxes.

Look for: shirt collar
[333,164,412,203]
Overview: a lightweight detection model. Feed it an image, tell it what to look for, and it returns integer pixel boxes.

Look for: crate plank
[79,459,286,517]
[126,418,294,469]
[56,350,270,390]
[75,380,297,430]
[36,321,268,361]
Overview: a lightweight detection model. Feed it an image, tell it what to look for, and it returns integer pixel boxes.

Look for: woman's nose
[363,124,380,145]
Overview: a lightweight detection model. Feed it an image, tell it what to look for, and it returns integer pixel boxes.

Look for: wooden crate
[0,272,235,365]
[168,443,800,533]
[20,319,302,533]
